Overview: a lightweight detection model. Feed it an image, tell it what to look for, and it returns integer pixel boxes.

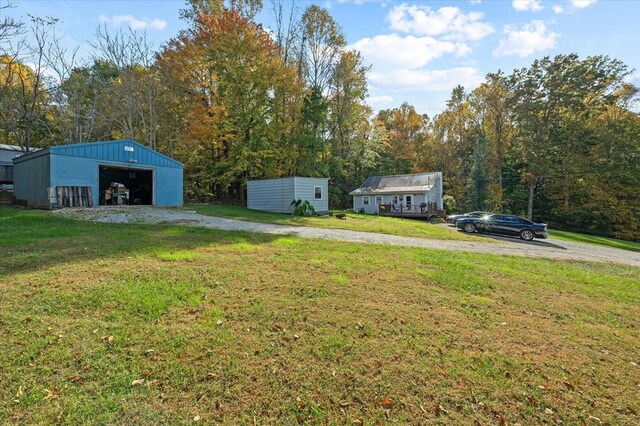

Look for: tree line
[1,0,638,240]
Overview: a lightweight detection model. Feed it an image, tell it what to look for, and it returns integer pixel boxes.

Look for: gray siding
[0,148,23,163]
[14,152,50,208]
[247,178,296,213]
[247,177,329,213]
[293,177,329,213]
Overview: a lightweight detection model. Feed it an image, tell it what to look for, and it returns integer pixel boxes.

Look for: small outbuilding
[247,177,328,214]
[13,139,183,208]
[1,144,29,189]
[350,172,443,217]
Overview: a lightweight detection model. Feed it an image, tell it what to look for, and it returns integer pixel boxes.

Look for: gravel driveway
[55,206,640,267]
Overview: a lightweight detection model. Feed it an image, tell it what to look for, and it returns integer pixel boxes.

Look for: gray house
[350,172,443,215]
[247,177,329,214]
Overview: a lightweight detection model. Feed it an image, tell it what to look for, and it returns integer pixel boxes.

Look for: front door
[405,195,412,210]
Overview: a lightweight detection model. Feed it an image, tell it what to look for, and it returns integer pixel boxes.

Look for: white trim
[314,185,322,200]
[363,195,370,205]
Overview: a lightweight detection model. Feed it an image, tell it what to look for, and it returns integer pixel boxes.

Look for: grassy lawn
[186,204,487,242]
[549,229,640,253]
[188,204,640,252]
[1,206,639,424]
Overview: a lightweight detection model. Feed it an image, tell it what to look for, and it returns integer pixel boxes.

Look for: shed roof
[0,144,42,153]
[13,139,182,168]
[349,172,440,195]
[0,144,23,152]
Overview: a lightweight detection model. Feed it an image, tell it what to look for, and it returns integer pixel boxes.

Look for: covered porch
[378,202,444,219]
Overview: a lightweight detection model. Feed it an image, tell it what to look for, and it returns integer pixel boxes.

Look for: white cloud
[349,34,471,71]
[625,71,640,86]
[512,0,544,12]
[367,95,395,108]
[553,5,565,13]
[493,21,558,58]
[470,0,483,5]
[570,0,597,8]
[98,15,167,31]
[387,4,494,41]
[368,67,484,92]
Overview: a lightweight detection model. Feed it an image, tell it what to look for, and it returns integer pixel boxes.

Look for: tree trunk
[564,170,569,208]
[527,177,536,220]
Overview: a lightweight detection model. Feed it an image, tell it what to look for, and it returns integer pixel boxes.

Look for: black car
[446,211,490,225]
[456,214,548,241]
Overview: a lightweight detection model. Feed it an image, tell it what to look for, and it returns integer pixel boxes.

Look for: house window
[392,195,399,204]
[405,195,412,206]
[363,196,370,205]
[375,196,383,205]
[314,186,322,200]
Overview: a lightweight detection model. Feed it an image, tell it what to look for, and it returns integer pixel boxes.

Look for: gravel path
[54,206,640,267]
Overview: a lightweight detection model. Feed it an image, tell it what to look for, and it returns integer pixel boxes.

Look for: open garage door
[99,166,153,205]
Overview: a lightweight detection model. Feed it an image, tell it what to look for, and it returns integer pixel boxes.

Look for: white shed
[247,177,329,214]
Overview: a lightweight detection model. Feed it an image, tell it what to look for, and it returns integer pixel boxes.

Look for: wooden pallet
[55,186,93,208]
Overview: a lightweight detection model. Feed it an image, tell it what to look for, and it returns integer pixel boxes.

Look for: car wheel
[463,223,477,233]
[519,229,534,241]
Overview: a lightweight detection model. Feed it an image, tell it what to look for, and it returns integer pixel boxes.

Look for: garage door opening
[99,166,153,205]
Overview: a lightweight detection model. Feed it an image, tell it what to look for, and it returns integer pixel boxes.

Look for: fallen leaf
[43,388,59,400]
[68,375,82,384]
[435,404,448,416]
[216,320,223,326]
[131,379,145,386]
[16,386,23,397]
[497,414,508,425]
[383,397,395,408]
[193,415,201,421]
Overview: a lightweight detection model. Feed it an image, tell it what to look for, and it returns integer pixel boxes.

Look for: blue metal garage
[13,139,183,208]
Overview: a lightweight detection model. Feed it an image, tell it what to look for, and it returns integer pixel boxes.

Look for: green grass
[188,204,640,252]
[186,203,487,242]
[549,229,640,252]
[1,206,639,424]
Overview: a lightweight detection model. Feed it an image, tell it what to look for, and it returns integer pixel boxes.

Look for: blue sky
[5,0,640,116]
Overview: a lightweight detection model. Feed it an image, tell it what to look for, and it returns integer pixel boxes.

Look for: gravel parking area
[54,206,640,267]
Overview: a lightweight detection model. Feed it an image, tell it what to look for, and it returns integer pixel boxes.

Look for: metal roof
[0,144,42,153]
[13,139,182,168]
[349,172,440,195]
[0,144,23,152]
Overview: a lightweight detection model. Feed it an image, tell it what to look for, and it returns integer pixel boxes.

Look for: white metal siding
[293,177,329,213]
[247,178,296,213]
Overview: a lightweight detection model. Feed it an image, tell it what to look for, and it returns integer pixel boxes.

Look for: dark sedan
[456,214,548,241]
[446,211,490,224]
